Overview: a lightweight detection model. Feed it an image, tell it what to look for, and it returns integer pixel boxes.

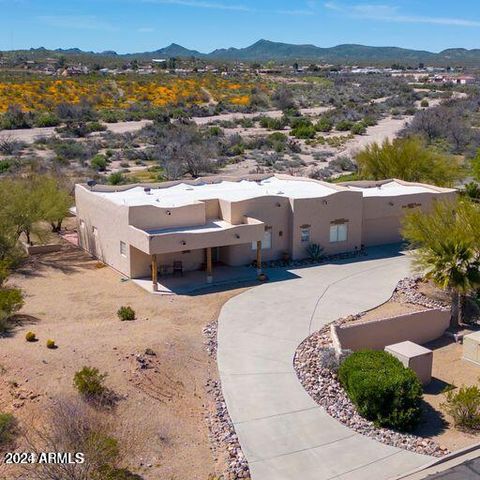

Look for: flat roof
[85,176,452,208]
[91,177,340,207]
[346,180,436,197]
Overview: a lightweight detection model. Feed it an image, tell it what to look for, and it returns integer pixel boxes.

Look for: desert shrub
[52,140,89,160]
[305,243,324,261]
[291,124,316,139]
[98,466,144,480]
[117,306,135,321]
[0,412,16,447]
[420,99,429,108]
[336,119,354,131]
[87,121,107,133]
[34,112,60,128]
[339,350,423,431]
[1,106,33,129]
[74,366,107,398]
[91,154,108,172]
[441,385,480,429]
[107,172,127,185]
[46,339,56,349]
[0,159,12,174]
[0,287,24,325]
[351,122,367,135]
[259,116,286,130]
[316,117,334,132]
[28,397,142,480]
[0,137,25,156]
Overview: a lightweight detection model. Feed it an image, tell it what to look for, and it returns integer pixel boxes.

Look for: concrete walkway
[217,246,433,480]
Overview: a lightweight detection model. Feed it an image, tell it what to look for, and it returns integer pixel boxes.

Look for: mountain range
[6,40,480,66]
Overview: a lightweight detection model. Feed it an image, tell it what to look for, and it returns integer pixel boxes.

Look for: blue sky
[1,0,480,53]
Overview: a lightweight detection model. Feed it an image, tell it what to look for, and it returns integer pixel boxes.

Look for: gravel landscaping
[293,277,452,458]
[203,320,251,480]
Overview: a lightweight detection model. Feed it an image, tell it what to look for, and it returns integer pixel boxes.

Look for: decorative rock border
[203,320,251,480]
[293,277,450,458]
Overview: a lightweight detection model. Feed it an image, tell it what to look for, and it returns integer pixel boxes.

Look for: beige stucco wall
[224,196,293,264]
[75,185,133,277]
[128,202,206,231]
[361,191,455,247]
[291,191,364,259]
[332,309,450,352]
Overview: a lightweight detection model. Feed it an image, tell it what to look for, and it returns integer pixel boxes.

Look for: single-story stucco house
[74,174,456,290]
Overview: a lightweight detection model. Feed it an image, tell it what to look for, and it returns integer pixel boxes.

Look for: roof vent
[87,180,97,189]
[144,187,152,194]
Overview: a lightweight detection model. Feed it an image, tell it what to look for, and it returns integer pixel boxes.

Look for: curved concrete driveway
[217,246,432,480]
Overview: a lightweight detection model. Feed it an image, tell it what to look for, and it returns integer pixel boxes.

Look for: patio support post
[151,254,158,292]
[206,247,213,284]
[256,240,262,275]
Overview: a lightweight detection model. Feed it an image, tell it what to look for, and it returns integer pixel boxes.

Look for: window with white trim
[120,241,127,257]
[252,228,272,250]
[329,223,348,243]
[300,227,311,243]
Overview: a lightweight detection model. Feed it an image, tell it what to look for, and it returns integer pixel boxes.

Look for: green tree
[403,200,480,329]
[356,136,462,187]
[471,149,480,182]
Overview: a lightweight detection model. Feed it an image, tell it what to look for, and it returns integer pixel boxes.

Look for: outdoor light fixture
[235,234,240,239]
[181,240,186,246]
[166,210,172,215]
[322,200,328,205]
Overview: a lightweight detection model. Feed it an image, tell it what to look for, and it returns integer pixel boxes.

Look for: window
[300,227,311,243]
[330,223,348,243]
[252,228,272,250]
[80,219,85,230]
[120,241,127,257]
[92,226,98,236]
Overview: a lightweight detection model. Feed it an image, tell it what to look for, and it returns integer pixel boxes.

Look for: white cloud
[324,2,480,27]
[141,0,252,11]
[38,15,118,31]
[141,0,316,15]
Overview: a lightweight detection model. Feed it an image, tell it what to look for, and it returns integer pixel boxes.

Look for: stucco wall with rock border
[331,308,450,352]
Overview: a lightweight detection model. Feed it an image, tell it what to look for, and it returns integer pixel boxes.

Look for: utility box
[385,341,433,385]
[463,331,480,365]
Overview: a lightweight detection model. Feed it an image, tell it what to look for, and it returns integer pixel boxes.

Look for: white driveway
[217,246,432,480]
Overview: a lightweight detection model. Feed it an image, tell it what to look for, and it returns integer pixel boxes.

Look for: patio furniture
[158,264,170,277]
[173,261,183,277]
[385,341,433,385]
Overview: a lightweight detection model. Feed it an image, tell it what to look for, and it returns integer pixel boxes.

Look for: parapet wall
[331,308,450,352]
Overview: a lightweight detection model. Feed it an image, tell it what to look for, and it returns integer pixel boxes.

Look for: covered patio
[133,263,270,295]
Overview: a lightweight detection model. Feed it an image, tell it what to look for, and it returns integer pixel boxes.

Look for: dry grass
[0,242,245,479]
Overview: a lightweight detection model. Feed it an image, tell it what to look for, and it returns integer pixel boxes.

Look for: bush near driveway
[339,350,423,432]
[441,385,480,430]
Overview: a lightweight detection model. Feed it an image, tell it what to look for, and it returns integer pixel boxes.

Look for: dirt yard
[0,243,245,479]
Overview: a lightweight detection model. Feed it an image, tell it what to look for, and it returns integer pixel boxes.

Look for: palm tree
[414,239,480,329]
[403,199,480,330]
